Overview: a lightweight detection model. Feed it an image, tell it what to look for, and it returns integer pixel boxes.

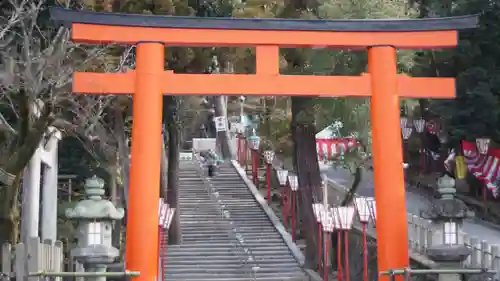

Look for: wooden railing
[1,237,64,281]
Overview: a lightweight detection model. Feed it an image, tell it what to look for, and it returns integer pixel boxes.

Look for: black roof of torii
[50,7,478,32]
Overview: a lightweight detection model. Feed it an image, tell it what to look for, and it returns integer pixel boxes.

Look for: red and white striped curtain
[316,138,358,160]
[451,141,500,197]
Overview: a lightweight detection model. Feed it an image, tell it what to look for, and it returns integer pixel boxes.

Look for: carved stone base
[426,244,471,263]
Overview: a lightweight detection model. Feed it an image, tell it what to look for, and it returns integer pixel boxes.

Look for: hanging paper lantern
[400,116,408,130]
[476,138,491,155]
[402,127,413,140]
[288,175,299,191]
[413,118,426,133]
[277,169,289,186]
[263,150,275,164]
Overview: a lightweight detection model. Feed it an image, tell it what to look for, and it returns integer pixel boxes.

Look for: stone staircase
[163,160,318,281]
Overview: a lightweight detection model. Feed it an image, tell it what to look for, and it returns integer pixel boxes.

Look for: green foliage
[307,0,417,170]
[317,0,415,19]
[423,0,500,144]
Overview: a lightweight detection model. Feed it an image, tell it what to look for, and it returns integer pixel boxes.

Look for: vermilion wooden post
[368,46,409,273]
[125,43,164,279]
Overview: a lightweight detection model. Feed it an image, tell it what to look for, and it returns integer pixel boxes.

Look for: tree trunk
[264,98,272,140]
[290,96,322,268]
[166,96,182,244]
[5,100,53,176]
[107,161,122,250]
[0,97,52,247]
[212,60,234,159]
[108,160,118,205]
[112,108,130,249]
[0,175,22,245]
[160,138,168,199]
[213,95,232,159]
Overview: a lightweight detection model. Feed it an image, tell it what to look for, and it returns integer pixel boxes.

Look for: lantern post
[320,207,335,281]
[248,133,261,186]
[321,178,330,281]
[313,203,324,272]
[277,169,289,226]
[476,137,491,207]
[333,206,355,281]
[401,127,413,165]
[288,174,299,241]
[367,199,377,227]
[413,118,427,173]
[263,150,276,202]
[354,197,373,281]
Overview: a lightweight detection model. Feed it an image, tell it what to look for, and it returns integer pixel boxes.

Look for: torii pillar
[50,8,477,281]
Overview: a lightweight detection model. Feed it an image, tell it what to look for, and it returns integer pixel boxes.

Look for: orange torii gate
[50,8,476,281]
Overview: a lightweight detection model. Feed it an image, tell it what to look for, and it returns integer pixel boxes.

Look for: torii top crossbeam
[50,7,477,281]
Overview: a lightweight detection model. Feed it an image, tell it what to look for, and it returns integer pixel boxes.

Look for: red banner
[462,140,500,197]
[316,138,358,160]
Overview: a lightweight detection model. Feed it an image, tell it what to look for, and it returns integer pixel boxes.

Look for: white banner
[214,116,227,132]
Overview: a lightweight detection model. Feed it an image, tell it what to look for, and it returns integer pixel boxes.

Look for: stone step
[163,159,308,281]
[167,244,289,251]
[166,254,297,263]
[167,248,293,255]
[165,263,300,270]
[180,226,279,233]
[166,268,304,276]
[165,273,305,281]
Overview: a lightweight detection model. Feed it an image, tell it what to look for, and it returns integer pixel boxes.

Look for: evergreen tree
[425,0,500,144]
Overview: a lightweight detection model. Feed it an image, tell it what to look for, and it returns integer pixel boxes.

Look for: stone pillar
[422,175,473,281]
[41,127,62,241]
[21,100,45,242]
[22,126,62,243]
[21,147,42,242]
[66,176,125,281]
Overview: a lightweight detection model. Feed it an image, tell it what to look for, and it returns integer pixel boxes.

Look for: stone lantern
[66,176,125,281]
[421,175,473,281]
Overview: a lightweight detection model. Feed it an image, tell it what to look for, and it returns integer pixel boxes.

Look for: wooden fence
[1,237,63,281]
